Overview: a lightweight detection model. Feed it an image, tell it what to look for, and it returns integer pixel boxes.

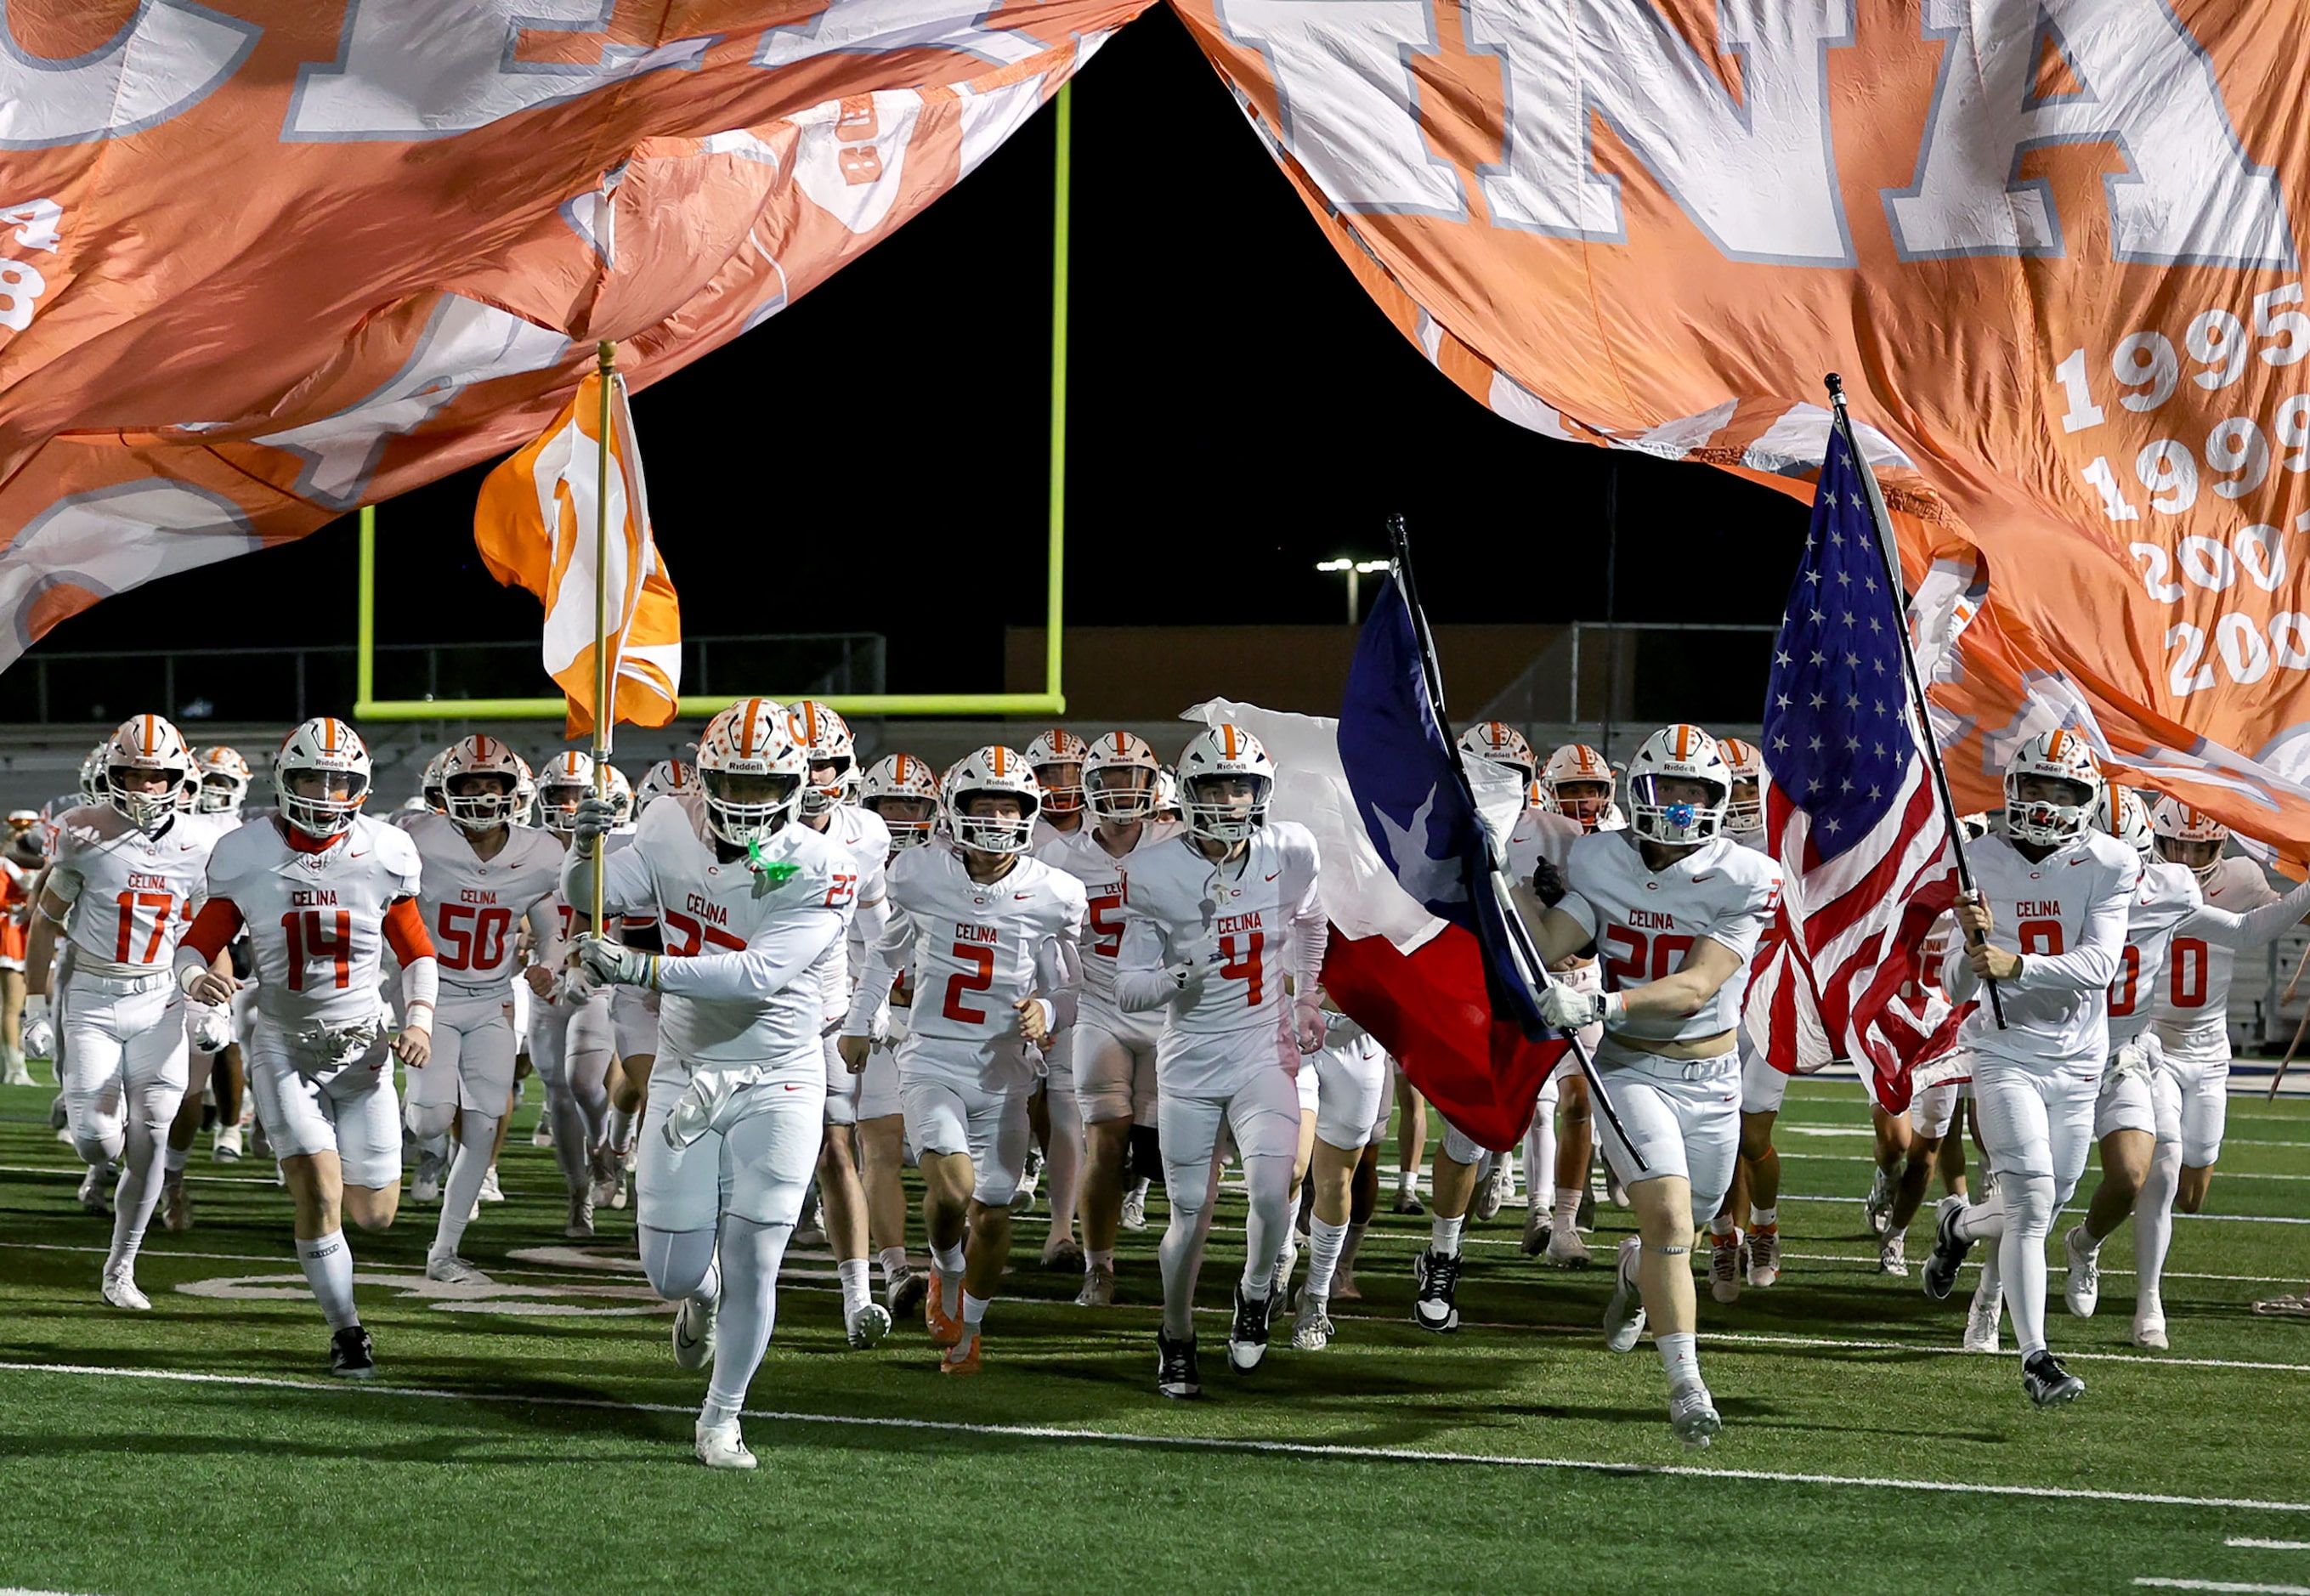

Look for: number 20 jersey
[404,811,564,999]
[203,812,423,1027]
[1558,829,1783,1046]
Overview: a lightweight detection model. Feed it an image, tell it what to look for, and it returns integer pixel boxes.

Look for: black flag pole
[1821,376,2005,1028]
[1384,513,1646,1170]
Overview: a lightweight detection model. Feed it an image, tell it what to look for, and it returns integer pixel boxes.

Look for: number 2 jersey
[45,806,231,978]
[403,812,565,1000]
[846,844,1084,1091]
[1553,829,1782,1047]
[1113,822,1327,1092]
[1942,828,2137,1071]
[188,812,429,1027]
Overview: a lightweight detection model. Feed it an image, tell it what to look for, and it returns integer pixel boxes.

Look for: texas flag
[1187,580,1567,1152]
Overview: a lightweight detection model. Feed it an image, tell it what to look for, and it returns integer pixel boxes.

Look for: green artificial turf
[3,1076,2306,1596]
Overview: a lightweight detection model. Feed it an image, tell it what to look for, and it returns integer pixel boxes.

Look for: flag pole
[1822,375,2003,1027]
[591,339,614,937]
[1384,513,1647,1170]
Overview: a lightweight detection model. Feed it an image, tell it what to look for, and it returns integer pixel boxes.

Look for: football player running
[523,751,622,1229]
[1116,726,1325,1397]
[1039,731,1180,1305]
[177,719,435,1379]
[1022,727,1094,1243]
[1515,725,1782,1447]
[789,702,899,1350]
[841,748,1084,1373]
[1917,732,2136,1406]
[404,736,564,1280]
[29,716,232,1308]
[563,700,855,1469]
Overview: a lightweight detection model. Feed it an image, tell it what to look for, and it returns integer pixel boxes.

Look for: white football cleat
[694,1418,756,1470]
[1963,1287,2002,1354]
[1009,1150,1043,1216]
[531,1119,553,1149]
[0,1053,31,1087]
[1521,1203,1550,1257]
[588,1146,621,1208]
[2062,1226,2100,1318]
[211,1124,244,1162]
[1118,1186,1148,1233]
[1668,1381,1722,1449]
[1604,1237,1646,1353]
[565,1190,596,1241]
[478,1168,505,1203]
[1707,1228,1743,1304]
[1746,1225,1781,1288]
[1877,1231,1910,1277]
[2132,1296,2169,1350]
[101,1268,151,1311]
[76,1162,115,1216]
[1543,1224,1591,1270]
[1863,1167,1894,1237]
[409,1147,444,1204]
[1292,1292,1333,1351]
[426,1254,493,1287]
[845,1300,893,1350]
[672,1291,718,1370]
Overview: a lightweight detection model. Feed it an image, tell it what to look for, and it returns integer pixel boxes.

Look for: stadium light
[1316,557,1389,624]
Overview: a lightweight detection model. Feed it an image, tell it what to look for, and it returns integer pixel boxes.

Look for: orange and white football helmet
[1177,724,1274,844]
[1083,730,1163,823]
[76,744,108,809]
[275,718,372,840]
[420,750,450,814]
[2004,729,2102,849]
[1625,724,1731,847]
[2098,785,2154,861]
[603,763,635,824]
[697,699,807,846]
[102,714,193,831]
[634,759,697,817]
[943,745,1041,854]
[439,735,529,833]
[2149,794,2228,881]
[861,753,940,849]
[789,700,856,816]
[1024,728,1091,818]
[1457,722,1537,787]
[535,751,594,837]
[1543,744,1616,830]
[195,745,252,816]
[1718,736,1765,834]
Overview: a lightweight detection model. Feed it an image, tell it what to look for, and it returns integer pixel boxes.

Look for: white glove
[574,932,655,989]
[190,1005,234,1053]
[20,993,52,1061]
[571,793,619,846]
[1538,983,1622,1032]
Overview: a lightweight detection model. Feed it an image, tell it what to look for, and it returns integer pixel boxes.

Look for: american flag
[1746,422,1967,1112]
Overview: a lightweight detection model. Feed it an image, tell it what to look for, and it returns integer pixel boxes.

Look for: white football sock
[961,1290,990,1330]
[1526,1116,1556,1211]
[2135,1139,2182,1305]
[837,1257,871,1316]
[297,1230,358,1330]
[162,1143,190,1176]
[702,1214,789,1428]
[1656,1329,1701,1388]
[1430,1213,1464,1258]
[1238,1154,1291,1297]
[875,1246,908,1284]
[1159,1164,1219,1340]
[105,1087,172,1275]
[931,1241,965,1279]
[1087,1248,1114,1272]
[1997,1173,2058,1357]
[1750,1204,1776,1229]
[1553,1186,1582,1232]
[430,1111,501,1260]
[1396,1168,1418,1200]
[1304,1215,1348,1301]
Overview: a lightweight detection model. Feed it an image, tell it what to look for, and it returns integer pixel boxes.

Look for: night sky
[21,5,1811,700]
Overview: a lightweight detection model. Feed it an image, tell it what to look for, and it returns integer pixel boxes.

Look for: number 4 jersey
[45,805,232,976]
[402,812,565,999]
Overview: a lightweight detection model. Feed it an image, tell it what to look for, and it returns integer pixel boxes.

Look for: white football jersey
[204,812,423,1027]
[2109,859,2201,1049]
[405,812,564,998]
[1726,824,1771,854]
[1556,829,1782,1045]
[1505,805,1582,882]
[1114,823,1325,1072]
[46,806,229,978]
[1039,818,1182,1026]
[593,795,853,1070]
[2153,856,2310,1063]
[1032,814,1090,854]
[849,844,1085,1090]
[1943,829,2137,1070]
[808,802,888,966]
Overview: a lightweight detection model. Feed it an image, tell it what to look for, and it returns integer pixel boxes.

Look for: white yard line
[2,1358,2306,1513]
[2228,1540,2310,1550]
[1769,1152,2310,1182]
[2132,1581,2310,1593]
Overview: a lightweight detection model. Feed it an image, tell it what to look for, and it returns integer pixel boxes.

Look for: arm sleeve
[1033,902,1085,1034]
[1942,928,1979,1004]
[175,897,246,975]
[849,891,892,955]
[1287,867,1328,1006]
[842,908,917,1036]
[561,838,655,920]
[650,906,846,1003]
[2188,875,2310,948]
[1113,915,1175,1014]
[2010,866,2132,994]
[382,897,434,965]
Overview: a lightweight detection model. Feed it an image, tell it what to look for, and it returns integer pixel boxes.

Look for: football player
[1516,725,1782,1447]
[564,700,855,1469]
[178,719,435,1379]
[1039,731,1179,1302]
[28,716,232,1307]
[1027,728,1090,848]
[195,746,252,818]
[1115,726,1325,1397]
[520,751,621,1228]
[1020,728,1094,1238]
[405,736,564,1278]
[841,747,1084,1373]
[1543,744,1617,833]
[1457,722,1538,790]
[1917,732,2136,1406]
[602,761,695,1207]
[1289,999,1392,1350]
[1703,734,1787,1299]
[789,702,900,1350]
[0,813,36,1086]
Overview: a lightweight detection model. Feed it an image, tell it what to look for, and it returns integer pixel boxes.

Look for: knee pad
[72,1127,121,1164]
[405,1101,458,1144]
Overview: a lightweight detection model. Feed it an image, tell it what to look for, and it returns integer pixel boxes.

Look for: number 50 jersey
[202,812,424,1027]
[403,811,565,999]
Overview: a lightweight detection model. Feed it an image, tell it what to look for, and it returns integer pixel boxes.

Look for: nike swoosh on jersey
[1265,872,1279,881]
[1015,892,1034,899]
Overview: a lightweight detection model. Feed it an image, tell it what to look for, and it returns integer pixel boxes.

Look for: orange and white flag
[475,370,680,739]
